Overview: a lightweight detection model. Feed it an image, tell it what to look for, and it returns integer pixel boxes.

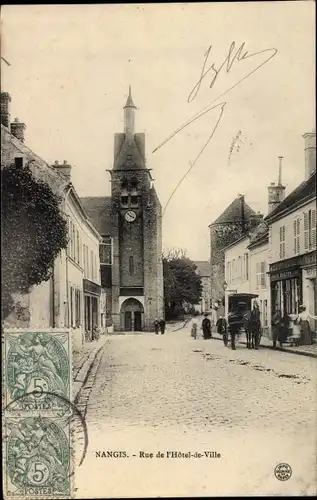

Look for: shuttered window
[293,217,300,255]
[279,225,286,259]
[304,209,316,251]
[304,212,309,250]
[312,209,316,249]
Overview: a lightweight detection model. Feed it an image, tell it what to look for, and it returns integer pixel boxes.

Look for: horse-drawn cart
[227,292,261,349]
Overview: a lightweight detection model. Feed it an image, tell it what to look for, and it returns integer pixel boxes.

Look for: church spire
[124,85,136,135]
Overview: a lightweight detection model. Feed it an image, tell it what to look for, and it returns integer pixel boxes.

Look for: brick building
[81,87,164,332]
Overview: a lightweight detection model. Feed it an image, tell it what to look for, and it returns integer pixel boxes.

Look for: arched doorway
[120,298,144,331]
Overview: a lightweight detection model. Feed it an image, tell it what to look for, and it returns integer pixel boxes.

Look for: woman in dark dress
[201,313,212,339]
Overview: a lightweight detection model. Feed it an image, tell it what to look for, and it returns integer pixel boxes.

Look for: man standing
[154,318,160,334]
[159,318,166,335]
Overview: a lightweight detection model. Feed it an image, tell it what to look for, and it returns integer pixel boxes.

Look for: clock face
[125,210,136,223]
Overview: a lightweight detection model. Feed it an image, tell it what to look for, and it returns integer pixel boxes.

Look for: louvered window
[279,225,286,259]
[304,209,316,251]
[311,209,316,249]
[293,218,300,255]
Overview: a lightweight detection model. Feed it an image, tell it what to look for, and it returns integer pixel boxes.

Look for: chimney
[267,158,286,213]
[303,131,316,180]
[11,117,26,142]
[53,160,72,180]
[278,156,283,185]
[0,92,12,128]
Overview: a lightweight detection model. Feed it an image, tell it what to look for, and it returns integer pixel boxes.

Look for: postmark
[4,415,72,498]
[274,463,292,481]
[4,329,71,411]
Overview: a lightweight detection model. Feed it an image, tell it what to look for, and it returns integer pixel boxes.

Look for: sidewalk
[211,331,317,358]
[72,334,109,402]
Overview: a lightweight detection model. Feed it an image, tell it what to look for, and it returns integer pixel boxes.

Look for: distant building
[265,131,316,333]
[223,220,270,337]
[209,194,262,313]
[1,92,102,350]
[81,87,164,332]
[194,261,211,314]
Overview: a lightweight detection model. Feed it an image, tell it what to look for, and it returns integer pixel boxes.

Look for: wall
[249,241,270,336]
[29,279,52,327]
[224,237,250,316]
[64,191,101,349]
[1,124,65,329]
[269,199,316,264]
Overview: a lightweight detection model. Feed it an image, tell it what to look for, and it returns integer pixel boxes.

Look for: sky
[1,2,315,260]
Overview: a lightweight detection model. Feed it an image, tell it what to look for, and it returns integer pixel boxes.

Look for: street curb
[210,334,317,359]
[73,336,109,403]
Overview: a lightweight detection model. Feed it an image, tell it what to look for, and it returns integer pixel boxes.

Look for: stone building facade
[265,131,316,332]
[1,92,102,351]
[209,194,262,313]
[81,88,164,332]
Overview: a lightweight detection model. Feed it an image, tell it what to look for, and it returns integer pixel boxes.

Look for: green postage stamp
[2,328,73,499]
[4,416,72,498]
[4,329,72,411]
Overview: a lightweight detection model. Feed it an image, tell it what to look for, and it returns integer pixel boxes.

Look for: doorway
[124,311,132,331]
[120,298,144,332]
[134,311,142,331]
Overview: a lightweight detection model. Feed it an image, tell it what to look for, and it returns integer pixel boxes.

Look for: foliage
[1,162,68,319]
[163,249,202,320]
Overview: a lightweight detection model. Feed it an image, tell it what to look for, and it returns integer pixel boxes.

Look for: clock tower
[109,87,164,331]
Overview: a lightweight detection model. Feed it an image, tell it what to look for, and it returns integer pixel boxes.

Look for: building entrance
[120,298,144,331]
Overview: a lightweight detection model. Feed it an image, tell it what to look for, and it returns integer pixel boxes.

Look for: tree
[163,249,202,320]
[1,162,68,319]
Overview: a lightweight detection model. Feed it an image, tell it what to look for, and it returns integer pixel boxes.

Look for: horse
[242,311,261,349]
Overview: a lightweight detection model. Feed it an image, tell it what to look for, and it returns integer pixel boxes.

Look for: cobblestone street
[75,326,317,498]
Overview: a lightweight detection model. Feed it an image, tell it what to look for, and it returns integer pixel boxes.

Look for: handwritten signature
[153,41,278,214]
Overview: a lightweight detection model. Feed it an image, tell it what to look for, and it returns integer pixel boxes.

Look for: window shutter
[312,209,316,248]
[304,212,309,250]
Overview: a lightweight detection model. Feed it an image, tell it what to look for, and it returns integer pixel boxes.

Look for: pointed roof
[113,134,146,170]
[210,196,256,226]
[124,85,136,109]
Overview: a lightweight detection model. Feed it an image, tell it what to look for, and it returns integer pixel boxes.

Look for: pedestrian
[201,313,212,339]
[272,309,283,348]
[154,318,160,335]
[159,318,166,335]
[190,320,198,339]
[216,316,228,346]
[297,305,317,345]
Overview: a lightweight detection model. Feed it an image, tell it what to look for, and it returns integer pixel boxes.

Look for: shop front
[302,251,317,335]
[270,251,316,318]
[83,279,101,338]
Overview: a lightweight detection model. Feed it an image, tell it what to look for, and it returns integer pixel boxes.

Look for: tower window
[121,188,129,207]
[129,256,134,275]
[121,195,129,206]
[130,195,138,207]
